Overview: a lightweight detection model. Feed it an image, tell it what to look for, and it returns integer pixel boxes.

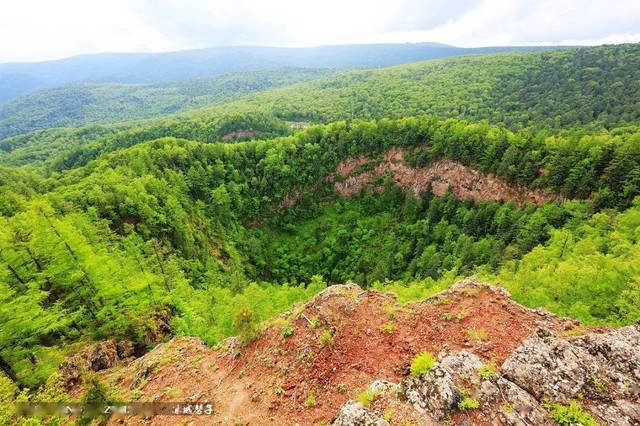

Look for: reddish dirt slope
[79,279,588,425]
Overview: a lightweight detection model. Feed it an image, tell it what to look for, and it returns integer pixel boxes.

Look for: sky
[1,0,640,63]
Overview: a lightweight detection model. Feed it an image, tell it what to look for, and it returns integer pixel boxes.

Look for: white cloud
[0,0,181,62]
[0,0,639,62]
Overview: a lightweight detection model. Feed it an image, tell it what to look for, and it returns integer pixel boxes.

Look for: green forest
[0,68,335,140]
[1,43,640,420]
[2,43,639,170]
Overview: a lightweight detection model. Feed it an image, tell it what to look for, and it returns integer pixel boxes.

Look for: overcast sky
[2,0,639,63]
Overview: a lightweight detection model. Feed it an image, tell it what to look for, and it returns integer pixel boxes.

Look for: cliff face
[332,148,564,206]
[62,279,638,425]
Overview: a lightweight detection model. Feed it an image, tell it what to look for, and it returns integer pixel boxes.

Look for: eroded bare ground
[332,148,564,206]
[57,278,640,425]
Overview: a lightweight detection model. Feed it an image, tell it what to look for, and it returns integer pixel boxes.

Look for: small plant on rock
[410,351,436,377]
[307,315,320,329]
[383,409,393,421]
[384,303,396,319]
[543,400,597,426]
[234,306,258,345]
[592,376,606,393]
[500,402,513,413]
[467,328,488,341]
[357,388,381,407]
[479,358,497,380]
[458,397,480,410]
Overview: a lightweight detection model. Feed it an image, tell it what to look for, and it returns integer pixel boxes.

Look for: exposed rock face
[369,379,399,395]
[479,325,640,425]
[500,328,601,402]
[480,376,550,425]
[332,148,564,206]
[331,380,399,426]
[59,340,121,389]
[573,324,640,385]
[330,400,389,426]
[126,337,207,390]
[221,130,259,142]
[438,351,485,386]
[400,364,459,420]
[303,281,366,321]
[333,325,640,425]
[399,352,482,420]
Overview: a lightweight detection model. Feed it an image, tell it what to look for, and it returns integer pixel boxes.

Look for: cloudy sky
[2,0,639,63]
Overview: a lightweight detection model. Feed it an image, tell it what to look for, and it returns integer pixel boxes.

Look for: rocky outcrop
[59,340,124,389]
[126,337,207,390]
[332,148,564,206]
[332,325,640,425]
[396,351,482,420]
[479,325,640,425]
[572,324,640,386]
[480,376,550,425]
[330,380,398,426]
[330,401,389,426]
[400,360,460,419]
[66,279,638,426]
[500,328,601,402]
[301,282,367,323]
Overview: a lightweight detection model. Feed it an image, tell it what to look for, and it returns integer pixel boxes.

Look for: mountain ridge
[0,43,573,104]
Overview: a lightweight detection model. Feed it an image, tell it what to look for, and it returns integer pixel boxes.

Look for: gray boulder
[572,323,640,395]
[330,401,389,426]
[501,328,600,402]
[400,364,461,420]
[480,376,550,425]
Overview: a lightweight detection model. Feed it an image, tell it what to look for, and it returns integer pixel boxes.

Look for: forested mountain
[0,68,334,140]
[0,43,566,104]
[1,44,637,171]
[0,42,639,426]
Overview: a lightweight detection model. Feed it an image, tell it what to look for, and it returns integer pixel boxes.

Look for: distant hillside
[2,43,636,171]
[207,43,639,130]
[0,43,569,104]
[0,68,334,139]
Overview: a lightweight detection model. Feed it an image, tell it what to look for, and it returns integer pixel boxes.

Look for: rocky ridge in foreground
[61,279,639,425]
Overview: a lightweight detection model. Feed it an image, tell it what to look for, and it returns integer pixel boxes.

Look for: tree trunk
[0,353,18,384]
